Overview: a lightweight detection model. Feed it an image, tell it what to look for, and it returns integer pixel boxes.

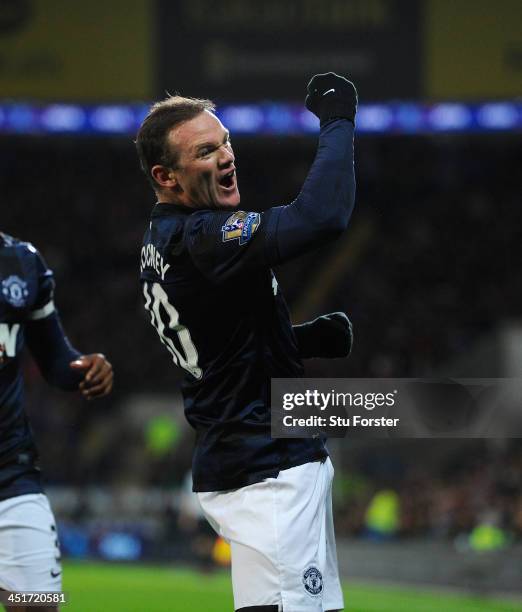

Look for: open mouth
[219,169,236,190]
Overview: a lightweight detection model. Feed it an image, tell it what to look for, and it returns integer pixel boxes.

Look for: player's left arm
[24,244,113,398]
[26,312,113,398]
[293,312,353,359]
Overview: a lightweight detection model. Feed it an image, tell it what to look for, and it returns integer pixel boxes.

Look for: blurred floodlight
[219,105,264,133]
[396,104,424,131]
[8,105,36,132]
[430,104,472,130]
[41,105,86,132]
[357,105,394,132]
[135,104,151,126]
[90,106,135,132]
[266,105,294,133]
[477,103,518,129]
[299,108,320,132]
[0,101,521,135]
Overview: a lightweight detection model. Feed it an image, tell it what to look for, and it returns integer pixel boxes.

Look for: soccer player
[137,73,356,611]
[0,233,113,611]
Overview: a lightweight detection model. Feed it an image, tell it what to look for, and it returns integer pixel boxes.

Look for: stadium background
[1,0,521,610]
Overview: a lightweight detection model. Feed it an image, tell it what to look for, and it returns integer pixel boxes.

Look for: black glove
[305,72,358,126]
[293,312,353,360]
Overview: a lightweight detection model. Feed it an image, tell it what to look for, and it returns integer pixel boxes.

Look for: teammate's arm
[25,312,81,390]
[24,246,113,398]
[293,312,353,359]
[70,352,113,399]
[25,313,113,398]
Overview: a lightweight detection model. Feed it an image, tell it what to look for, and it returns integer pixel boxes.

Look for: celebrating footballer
[137,72,357,611]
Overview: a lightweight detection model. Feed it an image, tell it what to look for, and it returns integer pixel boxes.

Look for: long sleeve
[184,119,356,282]
[26,311,83,391]
[266,118,356,264]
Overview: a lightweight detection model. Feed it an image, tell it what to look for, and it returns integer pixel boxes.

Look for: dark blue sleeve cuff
[26,312,83,391]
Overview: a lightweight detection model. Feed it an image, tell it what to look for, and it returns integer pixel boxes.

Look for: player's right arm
[270,72,358,262]
[184,73,357,282]
[268,114,355,263]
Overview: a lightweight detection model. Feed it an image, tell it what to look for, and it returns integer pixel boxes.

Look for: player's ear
[151,165,179,190]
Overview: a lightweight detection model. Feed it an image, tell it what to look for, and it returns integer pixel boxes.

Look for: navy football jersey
[0,233,57,499]
[140,119,356,492]
[140,205,329,491]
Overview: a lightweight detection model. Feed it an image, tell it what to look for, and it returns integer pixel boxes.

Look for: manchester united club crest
[2,275,29,308]
[302,566,323,596]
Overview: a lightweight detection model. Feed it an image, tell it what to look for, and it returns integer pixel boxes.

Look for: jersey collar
[151,202,194,218]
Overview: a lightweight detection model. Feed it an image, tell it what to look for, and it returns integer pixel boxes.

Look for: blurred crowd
[334,440,522,543]
[1,131,521,540]
[4,133,519,388]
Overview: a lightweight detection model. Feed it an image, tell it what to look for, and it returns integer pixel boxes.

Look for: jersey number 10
[143,282,203,379]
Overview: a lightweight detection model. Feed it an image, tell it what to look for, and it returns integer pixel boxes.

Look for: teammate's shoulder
[0,232,39,258]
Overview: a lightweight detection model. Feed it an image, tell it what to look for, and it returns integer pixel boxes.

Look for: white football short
[198,458,344,612]
[0,493,62,592]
